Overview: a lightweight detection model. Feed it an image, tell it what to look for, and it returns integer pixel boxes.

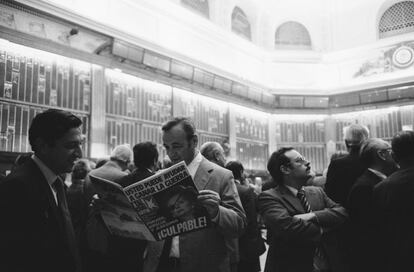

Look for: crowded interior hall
[1,0,414,272]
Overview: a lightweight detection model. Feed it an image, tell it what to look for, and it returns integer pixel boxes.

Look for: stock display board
[276,121,325,143]
[173,88,228,135]
[0,102,89,154]
[106,73,172,123]
[0,45,90,154]
[236,141,268,171]
[235,110,268,142]
[0,49,91,111]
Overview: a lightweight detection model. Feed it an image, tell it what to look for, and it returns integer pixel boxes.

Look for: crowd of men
[1,108,413,272]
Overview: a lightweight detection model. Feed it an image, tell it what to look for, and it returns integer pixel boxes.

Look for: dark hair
[162,117,196,141]
[225,160,244,180]
[29,109,82,152]
[392,130,414,162]
[330,151,348,161]
[267,147,294,185]
[95,158,109,169]
[133,141,159,169]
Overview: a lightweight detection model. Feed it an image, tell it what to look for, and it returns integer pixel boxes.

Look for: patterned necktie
[297,187,329,269]
[53,178,81,271]
[297,188,312,213]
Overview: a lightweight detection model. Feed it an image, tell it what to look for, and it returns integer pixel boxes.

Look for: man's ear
[191,134,198,147]
[377,150,387,161]
[280,164,290,175]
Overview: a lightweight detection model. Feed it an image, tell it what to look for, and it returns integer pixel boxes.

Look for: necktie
[297,188,312,213]
[297,187,329,270]
[53,178,81,271]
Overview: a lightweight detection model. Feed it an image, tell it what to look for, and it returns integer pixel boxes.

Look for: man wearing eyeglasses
[347,138,397,272]
[258,147,348,272]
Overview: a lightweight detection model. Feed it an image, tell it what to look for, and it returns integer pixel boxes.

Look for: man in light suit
[0,109,83,272]
[373,130,414,272]
[258,147,348,272]
[144,117,246,272]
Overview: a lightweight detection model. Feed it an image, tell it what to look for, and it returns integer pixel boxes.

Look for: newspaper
[89,161,211,241]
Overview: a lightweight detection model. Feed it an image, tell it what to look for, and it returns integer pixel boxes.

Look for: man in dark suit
[259,147,348,272]
[225,160,263,272]
[144,117,246,272]
[0,109,83,272]
[373,130,414,272]
[90,141,158,272]
[325,124,370,206]
[347,138,397,272]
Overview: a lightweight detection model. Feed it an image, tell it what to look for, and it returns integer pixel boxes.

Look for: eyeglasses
[379,148,392,155]
[288,156,309,165]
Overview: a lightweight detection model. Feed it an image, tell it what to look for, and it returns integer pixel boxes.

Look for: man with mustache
[259,147,348,272]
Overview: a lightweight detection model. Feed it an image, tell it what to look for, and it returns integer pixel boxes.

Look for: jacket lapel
[30,160,65,233]
[277,185,306,214]
[193,158,211,190]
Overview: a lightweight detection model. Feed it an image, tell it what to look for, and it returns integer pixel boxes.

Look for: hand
[89,194,111,213]
[197,189,221,218]
[294,212,316,222]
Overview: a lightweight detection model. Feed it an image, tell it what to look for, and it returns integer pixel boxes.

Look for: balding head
[200,141,226,167]
[344,124,369,153]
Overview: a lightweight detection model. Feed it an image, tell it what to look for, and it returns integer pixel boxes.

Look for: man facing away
[373,130,414,272]
[144,117,246,272]
[325,124,370,206]
[0,109,84,272]
[347,138,397,272]
[258,147,348,272]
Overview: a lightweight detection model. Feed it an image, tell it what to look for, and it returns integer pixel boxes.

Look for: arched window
[275,21,311,50]
[231,7,252,41]
[379,1,414,39]
[181,0,209,18]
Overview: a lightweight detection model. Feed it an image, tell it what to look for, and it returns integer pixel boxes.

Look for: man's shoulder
[0,160,41,193]
[304,185,324,195]
[199,158,232,177]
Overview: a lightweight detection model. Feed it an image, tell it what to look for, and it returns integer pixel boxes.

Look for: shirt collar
[186,151,202,179]
[32,155,60,187]
[368,168,387,180]
[285,185,299,197]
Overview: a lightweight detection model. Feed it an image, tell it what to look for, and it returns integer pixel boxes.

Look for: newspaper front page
[90,161,210,241]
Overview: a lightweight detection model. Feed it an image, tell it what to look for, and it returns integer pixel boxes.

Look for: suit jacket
[236,183,262,264]
[347,170,384,272]
[258,185,348,272]
[0,159,79,272]
[144,157,246,272]
[84,166,148,272]
[325,153,366,207]
[373,166,414,272]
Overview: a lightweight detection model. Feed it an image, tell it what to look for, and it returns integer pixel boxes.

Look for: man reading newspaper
[89,161,212,241]
[143,117,246,272]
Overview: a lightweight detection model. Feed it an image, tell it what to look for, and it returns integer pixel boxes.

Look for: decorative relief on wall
[354,41,414,78]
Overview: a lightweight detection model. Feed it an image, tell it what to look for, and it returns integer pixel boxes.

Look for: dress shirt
[32,155,60,204]
[367,168,387,180]
[285,185,298,197]
[170,151,203,258]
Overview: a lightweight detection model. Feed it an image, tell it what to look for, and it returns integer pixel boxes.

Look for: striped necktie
[297,187,330,270]
[297,188,312,213]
